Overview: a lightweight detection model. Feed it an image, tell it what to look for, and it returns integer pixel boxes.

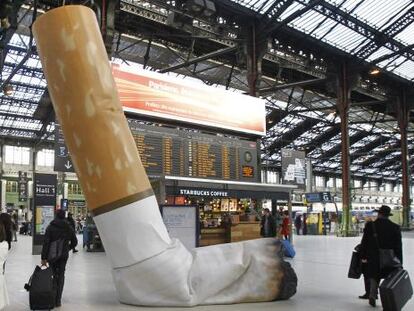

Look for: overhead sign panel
[281,149,306,189]
[54,123,75,173]
[113,64,266,136]
[18,171,28,202]
[305,192,332,203]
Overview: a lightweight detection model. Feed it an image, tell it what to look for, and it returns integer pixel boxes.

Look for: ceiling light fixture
[369,68,380,75]
[3,84,13,96]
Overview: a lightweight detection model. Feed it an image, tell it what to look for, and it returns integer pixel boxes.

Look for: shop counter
[199,227,229,247]
[230,221,261,242]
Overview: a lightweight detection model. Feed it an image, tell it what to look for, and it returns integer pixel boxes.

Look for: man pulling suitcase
[359,205,405,308]
[41,210,78,308]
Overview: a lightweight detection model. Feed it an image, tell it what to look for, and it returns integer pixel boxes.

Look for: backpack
[47,238,65,263]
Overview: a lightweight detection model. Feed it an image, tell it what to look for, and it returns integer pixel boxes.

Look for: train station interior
[0,0,413,310]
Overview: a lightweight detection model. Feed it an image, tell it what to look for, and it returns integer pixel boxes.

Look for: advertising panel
[161,205,199,250]
[281,149,306,189]
[113,65,266,136]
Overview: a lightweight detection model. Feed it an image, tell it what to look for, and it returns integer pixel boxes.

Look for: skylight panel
[309,18,339,37]
[8,33,28,48]
[230,0,271,13]
[342,0,413,29]
[375,55,407,70]
[395,23,414,45]
[289,10,326,32]
[279,2,305,20]
[366,46,395,61]
[392,59,414,80]
[321,23,367,52]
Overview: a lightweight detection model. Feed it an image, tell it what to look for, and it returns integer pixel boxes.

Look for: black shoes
[73,249,79,253]
[369,298,376,307]
[359,294,369,299]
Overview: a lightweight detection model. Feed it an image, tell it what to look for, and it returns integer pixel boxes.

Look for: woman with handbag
[359,205,403,307]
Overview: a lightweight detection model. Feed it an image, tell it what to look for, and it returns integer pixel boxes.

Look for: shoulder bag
[372,222,401,271]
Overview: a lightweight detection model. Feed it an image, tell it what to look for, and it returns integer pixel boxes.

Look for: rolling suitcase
[25,265,55,310]
[379,269,413,311]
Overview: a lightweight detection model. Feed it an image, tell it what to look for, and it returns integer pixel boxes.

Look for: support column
[288,192,293,244]
[397,89,411,230]
[336,62,352,237]
[93,0,117,56]
[245,22,268,96]
[31,147,37,254]
[306,159,313,193]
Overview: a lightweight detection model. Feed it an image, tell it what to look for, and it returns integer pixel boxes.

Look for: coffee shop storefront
[151,176,296,246]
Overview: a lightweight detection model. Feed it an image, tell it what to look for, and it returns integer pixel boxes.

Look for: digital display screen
[128,120,258,181]
[242,166,254,178]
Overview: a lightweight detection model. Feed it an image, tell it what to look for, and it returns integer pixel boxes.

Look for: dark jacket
[41,219,78,261]
[360,218,402,278]
[260,214,276,237]
[66,216,76,231]
[0,213,12,245]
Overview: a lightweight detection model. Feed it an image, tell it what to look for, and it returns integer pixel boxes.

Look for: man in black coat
[359,205,402,307]
[260,208,276,237]
[66,212,78,253]
[41,210,78,307]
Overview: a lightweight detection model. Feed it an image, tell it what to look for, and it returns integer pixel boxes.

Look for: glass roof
[0,32,48,139]
[231,0,414,80]
[0,2,409,179]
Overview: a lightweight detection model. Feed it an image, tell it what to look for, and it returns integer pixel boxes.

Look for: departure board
[127,120,258,181]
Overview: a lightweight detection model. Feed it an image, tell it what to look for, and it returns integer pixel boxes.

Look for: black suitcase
[25,265,56,310]
[380,269,413,311]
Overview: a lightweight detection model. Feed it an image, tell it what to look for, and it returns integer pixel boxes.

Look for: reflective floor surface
[3,232,414,311]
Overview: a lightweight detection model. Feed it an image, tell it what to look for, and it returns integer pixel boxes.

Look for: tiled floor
[3,233,414,311]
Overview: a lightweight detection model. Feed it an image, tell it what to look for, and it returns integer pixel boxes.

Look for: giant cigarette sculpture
[33,5,297,306]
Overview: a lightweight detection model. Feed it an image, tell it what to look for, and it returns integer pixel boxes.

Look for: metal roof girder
[303,0,414,61]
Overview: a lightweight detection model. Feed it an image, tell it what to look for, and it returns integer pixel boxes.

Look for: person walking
[302,213,308,235]
[66,212,78,253]
[11,211,18,242]
[359,205,402,307]
[260,208,276,238]
[0,214,12,250]
[280,211,290,240]
[294,214,302,235]
[0,222,9,310]
[41,210,78,307]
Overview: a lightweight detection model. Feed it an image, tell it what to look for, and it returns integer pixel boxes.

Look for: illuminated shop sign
[179,188,228,197]
[113,64,266,136]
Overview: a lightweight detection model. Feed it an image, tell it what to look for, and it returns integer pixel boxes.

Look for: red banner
[113,65,265,136]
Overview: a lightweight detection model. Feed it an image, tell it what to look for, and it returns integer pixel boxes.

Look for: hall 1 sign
[32,173,57,255]
[54,123,75,173]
